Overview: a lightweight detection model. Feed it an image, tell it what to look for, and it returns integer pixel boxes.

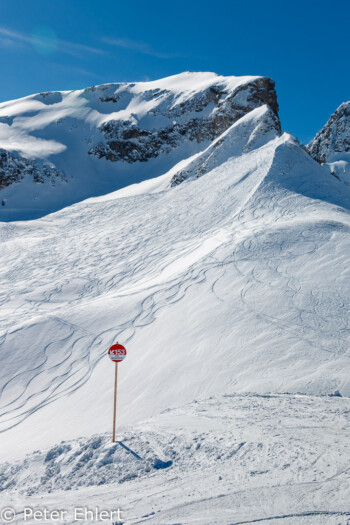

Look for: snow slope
[1,105,349,463]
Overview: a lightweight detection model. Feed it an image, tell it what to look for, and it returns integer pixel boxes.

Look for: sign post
[108,343,127,442]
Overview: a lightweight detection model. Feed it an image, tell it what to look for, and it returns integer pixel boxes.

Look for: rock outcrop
[89,77,280,164]
[0,149,65,191]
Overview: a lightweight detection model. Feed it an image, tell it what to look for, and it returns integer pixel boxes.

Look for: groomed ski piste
[0,75,350,523]
[2,394,350,524]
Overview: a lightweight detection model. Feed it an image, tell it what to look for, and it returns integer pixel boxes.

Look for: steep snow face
[0,103,349,458]
[0,72,279,221]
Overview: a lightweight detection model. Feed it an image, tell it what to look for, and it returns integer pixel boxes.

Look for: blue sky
[0,0,348,144]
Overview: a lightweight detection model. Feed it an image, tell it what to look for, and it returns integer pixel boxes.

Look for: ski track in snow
[1,135,350,441]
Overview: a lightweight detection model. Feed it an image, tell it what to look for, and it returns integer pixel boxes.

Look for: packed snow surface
[1,394,349,524]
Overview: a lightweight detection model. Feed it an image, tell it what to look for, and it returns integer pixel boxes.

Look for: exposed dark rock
[0,149,67,190]
[99,95,119,103]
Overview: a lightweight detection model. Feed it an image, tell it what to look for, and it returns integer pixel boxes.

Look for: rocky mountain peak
[306,101,350,163]
[88,74,280,164]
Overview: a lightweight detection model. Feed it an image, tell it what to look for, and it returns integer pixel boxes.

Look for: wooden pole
[112,361,118,442]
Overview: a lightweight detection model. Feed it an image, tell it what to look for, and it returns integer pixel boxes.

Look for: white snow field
[0,86,350,522]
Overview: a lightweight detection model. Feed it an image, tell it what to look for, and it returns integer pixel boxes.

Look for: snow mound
[0,433,172,495]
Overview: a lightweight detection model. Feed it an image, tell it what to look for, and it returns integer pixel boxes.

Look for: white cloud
[0,26,106,57]
[102,37,178,59]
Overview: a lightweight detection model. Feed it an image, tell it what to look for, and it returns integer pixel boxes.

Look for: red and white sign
[108,343,127,363]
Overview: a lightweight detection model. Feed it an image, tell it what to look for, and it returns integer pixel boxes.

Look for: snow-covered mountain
[0,72,279,220]
[1,73,350,523]
[306,101,350,185]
